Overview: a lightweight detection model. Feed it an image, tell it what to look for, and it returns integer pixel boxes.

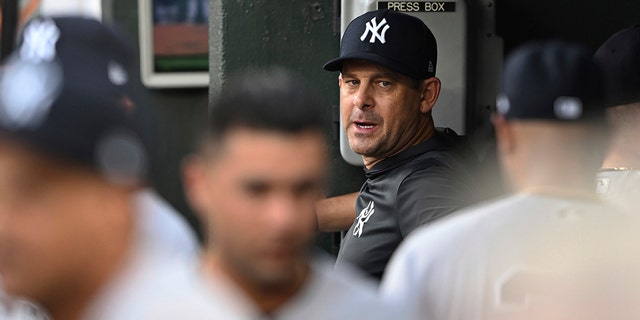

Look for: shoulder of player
[397,139,477,183]
[399,194,524,248]
[138,267,258,320]
[282,258,400,319]
[393,157,475,203]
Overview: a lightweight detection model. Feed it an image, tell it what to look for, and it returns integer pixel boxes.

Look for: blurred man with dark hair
[182,68,399,319]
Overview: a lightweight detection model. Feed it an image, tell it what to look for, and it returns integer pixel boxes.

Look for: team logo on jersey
[360,17,390,44]
[353,201,375,238]
[495,265,551,312]
[595,177,611,194]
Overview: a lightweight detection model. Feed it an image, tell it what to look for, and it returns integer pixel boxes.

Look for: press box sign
[377,1,456,12]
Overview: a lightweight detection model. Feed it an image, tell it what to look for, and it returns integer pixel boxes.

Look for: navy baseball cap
[0,16,151,185]
[496,41,605,123]
[594,25,640,107]
[323,9,437,80]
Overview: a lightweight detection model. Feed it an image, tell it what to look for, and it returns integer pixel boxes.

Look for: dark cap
[323,9,437,80]
[496,41,605,123]
[594,25,640,107]
[0,16,150,185]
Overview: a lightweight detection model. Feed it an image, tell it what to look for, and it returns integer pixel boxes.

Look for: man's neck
[202,253,310,315]
[45,260,125,320]
[363,122,435,169]
[47,303,85,320]
[47,223,133,320]
[602,153,640,170]
[512,172,597,201]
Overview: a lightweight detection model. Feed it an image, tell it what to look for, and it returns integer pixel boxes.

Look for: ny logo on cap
[20,19,60,63]
[360,17,390,44]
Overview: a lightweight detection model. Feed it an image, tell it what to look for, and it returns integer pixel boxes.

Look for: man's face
[340,59,431,162]
[188,128,327,289]
[0,139,123,306]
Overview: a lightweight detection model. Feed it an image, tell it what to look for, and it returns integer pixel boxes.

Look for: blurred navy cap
[323,9,437,80]
[594,25,640,107]
[0,16,151,185]
[497,41,605,123]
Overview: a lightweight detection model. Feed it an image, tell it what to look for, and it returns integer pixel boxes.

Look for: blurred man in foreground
[0,16,199,320]
[381,42,640,319]
[183,68,399,319]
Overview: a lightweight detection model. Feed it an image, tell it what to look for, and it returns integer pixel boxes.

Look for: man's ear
[492,113,516,156]
[181,154,211,220]
[419,77,441,114]
[338,74,343,87]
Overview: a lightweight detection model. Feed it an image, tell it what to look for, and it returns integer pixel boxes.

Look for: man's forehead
[204,128,327,170]
[210,127,325,151]
[340,59,401,77]
[0,138,52,169]
[0,137,92,179]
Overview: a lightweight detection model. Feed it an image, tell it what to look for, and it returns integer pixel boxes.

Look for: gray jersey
[596,169,640,213]
[381,193,640,320]
[134,189,200,259]
[154,256,404,320]
[336,129,478,280]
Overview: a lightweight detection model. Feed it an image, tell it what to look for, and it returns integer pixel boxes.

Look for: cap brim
[323,52,424,79]
[323,57,344,72]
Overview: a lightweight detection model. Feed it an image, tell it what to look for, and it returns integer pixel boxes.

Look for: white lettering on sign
[425,2,446,12]
[387,2,421,12]
[379,1,453,12]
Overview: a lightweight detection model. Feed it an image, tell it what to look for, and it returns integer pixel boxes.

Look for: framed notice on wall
[138,0,209,88]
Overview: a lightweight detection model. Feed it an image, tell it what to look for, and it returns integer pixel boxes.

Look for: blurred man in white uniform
[381,42,640,320]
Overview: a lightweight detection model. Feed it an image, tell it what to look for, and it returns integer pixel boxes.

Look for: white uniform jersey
[80,190,201,320]
[595,169,640,214]
[81,240,211,320]
[381,193,640,320]
[149,255,404,320]
[267,258,400,320]
[133,189,200,260]
[0,293,47,320]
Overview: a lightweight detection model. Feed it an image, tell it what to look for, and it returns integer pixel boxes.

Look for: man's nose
[353,84,374,110]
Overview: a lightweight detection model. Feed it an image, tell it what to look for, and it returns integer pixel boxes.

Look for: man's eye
[345,80,359,86]
[378,81,392,87]
[243,181,269,196]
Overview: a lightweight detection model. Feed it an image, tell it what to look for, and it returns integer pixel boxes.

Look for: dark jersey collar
[364,128,456,178]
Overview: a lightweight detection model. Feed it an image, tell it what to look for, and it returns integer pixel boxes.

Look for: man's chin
[251,270,298,291]
[249,259,305,291]
[348,143,373,156]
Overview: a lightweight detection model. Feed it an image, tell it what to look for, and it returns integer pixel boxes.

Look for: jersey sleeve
[395,165,474,237]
